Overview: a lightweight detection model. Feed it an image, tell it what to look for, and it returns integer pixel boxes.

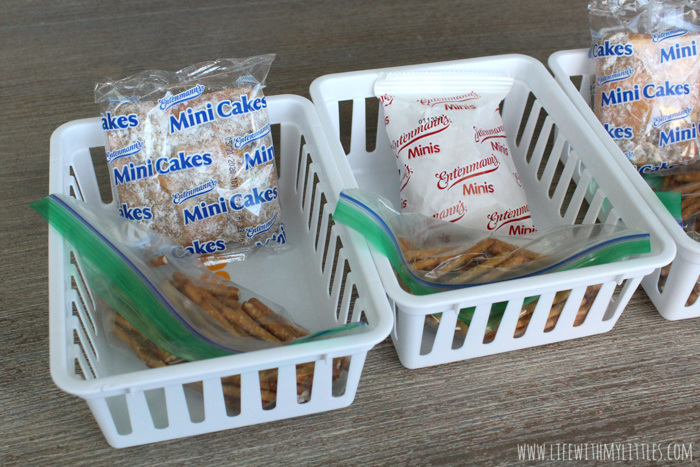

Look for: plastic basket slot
[293,136,307,193]
[580,282,616,326]
[520,291,557,338]
[550,152,580,213]
[325,235,344,296]
[218,374,243,417]
[515,96,544,157]
[513,92,537,148]
[539,130,567,190]
[602,278,638,322]
[562,170,593,225]
[69,272,99,362]
[365,97,381,153]
[433,308,459,354]
[335,270,354,324]
[308,174,325,235]
[68,166,85,202]
[70,303,98,378]
[462,303,493,348]
[70,326,95,380]
[270,123,282,180]
[102,394,132,436]
[581,186,608,225]
[528,115,555,171]
[125,389,157,434]
[88,146,113,204]
[313,193,330,253]
[68,253,97,332]
[143,388,169,429]
[329,253,349,310]
[349,284,367,324]
[337,99,353,155]
[552,286,589,331]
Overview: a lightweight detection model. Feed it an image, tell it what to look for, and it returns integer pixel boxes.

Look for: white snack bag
[375,72,537,236]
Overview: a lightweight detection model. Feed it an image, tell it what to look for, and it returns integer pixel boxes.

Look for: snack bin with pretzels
[549,49,700,321]
[48,95,394,448]
[310,55,676,369]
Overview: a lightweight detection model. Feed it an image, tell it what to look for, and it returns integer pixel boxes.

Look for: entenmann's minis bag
[375,72,536,236]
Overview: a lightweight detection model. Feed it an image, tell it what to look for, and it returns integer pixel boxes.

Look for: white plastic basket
[310,54,676,369]
[48,95,393,448]
[549,49,700,321]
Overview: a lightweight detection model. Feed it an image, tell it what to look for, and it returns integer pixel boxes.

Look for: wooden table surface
[2,1,699,465]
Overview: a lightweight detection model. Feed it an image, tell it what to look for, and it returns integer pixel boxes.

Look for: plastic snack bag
[375,71,536,235]
[333,189,651,295]
[95,55,285,265]
[31,194,364,362]
[589,0,700,175]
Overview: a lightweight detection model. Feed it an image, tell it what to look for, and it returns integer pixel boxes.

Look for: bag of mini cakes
[95,55,286,264]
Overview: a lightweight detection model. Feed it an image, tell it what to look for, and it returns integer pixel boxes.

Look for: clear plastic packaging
[589,0,700,175]
[95,55,285,264]
[31,194,364,362]
[333,189,651,294]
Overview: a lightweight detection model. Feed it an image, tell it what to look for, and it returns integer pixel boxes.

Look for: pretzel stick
[430,238,496,274]
[671,181,700,194]
[476,251,534,283]
[682,197,700,219]
[175,279,249,336]
[412,246,474,270]
[403,245,458,264]
[114,313,183,365]
[249,297,308,338]
[488,239,520,256]
[671,172,700,183]
[447,252,512,284]
[242,301,298,342]
[202,292,280,343]
[112,321,169,368]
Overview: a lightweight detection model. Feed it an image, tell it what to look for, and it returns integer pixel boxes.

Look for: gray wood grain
[2,1,699,465]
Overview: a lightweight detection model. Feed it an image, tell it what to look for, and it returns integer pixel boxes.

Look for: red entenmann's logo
[486,204,532,231]
[435,155,500,190]
[474,125,506,143]
[419,92,480,107]
[433,200,467,223]
[400,164,413,192]
[391,115,451,154]
[378,93,394,107]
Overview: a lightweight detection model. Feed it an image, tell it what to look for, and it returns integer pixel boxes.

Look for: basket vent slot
[365,97,380,153]
[295,135,308,192]
[88,147,113,204]
[338,99,353,155]
[220,374,242,417]
[515,92,537,148]
[332,357,351,398]
[270,123,282,179]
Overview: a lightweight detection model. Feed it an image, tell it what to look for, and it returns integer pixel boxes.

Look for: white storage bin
[310,55,675,369]
[48,95,393,448]
[549,49,700,321]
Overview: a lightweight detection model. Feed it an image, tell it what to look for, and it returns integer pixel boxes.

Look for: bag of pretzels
[95,55,285,265]
[333,189,652,295]
[31,194,365,362]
